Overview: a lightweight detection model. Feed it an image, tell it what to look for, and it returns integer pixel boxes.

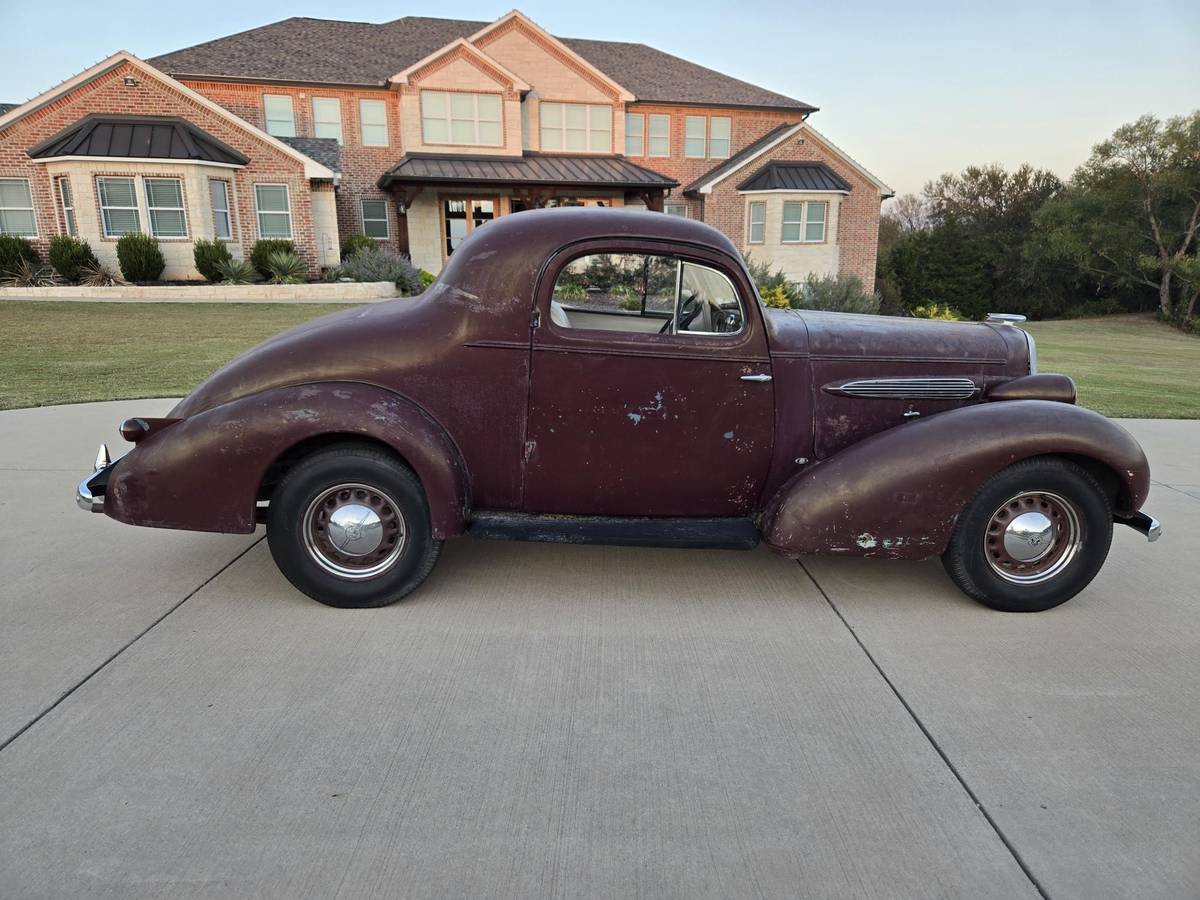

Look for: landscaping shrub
[193,239,232,283]
[0,258,57,287]
[909,302,962,320]
[263,250,306,284]
[0,234,40,277]
[418,269,435,290]
[47,235,98,283]
[1061,298,1125,319]
[80,261,126,287]
[744,253,798,306]
[792,273,881,314]
[116,232,165,282]
[340,233,377,260]
[213,257,256,284]
[761,284,791,309]
[250,239,296,278]
[332,248,422,294]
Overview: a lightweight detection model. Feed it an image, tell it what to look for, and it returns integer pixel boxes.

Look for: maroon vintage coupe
[77,209,1159,612]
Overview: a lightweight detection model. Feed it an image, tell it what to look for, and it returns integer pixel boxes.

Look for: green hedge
[193,239,232,283]
[116,232,165,282]
[48,235,98,283]
[250,239,296,278]
[0,234,40,277]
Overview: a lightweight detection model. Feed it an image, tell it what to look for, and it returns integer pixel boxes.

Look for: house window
[624,113,644,156]
[254,183,292,239]
[648,114,670,157]
[0,178,37,237]
[145,178,187,238]
[709,117,732,158]
[747,202,765,243]
[782,201,828,243]
[361,199,389,239]
[263,94,296,137]
[684,116,706,158]
[443,197,495,256]
[359,99,388,147]
[540,102,611,152]
[664,203,689,217]
[312,97,342,144]
[57,177,76,236]
[209,179,232,240]
[96,177,140,237]
[421,91,502,146]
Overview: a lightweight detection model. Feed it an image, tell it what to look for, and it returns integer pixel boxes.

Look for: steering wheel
[660,292,702,334]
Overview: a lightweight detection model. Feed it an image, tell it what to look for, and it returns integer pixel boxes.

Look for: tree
[1034,112,1200,318]
[886,193,930,232]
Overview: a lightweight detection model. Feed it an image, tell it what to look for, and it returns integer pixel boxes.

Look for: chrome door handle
[740,374,772,382]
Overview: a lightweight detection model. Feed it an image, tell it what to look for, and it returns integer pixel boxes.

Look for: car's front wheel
[942,457,1112,612]
[266,444,441,608]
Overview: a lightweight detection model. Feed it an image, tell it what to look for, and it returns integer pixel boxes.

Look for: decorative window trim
[781,200,829,244]
[311,96,343,144]
[359,99,389,147]
[57,176,76,236]
[96,175,140,239]
[747,201,765,244]
[647,114,670,158]
[421,90,503,147]
[624,112,644,157]
[209,178,235,242]
[254,183,293,239]
[263,94,296,137]
[144,177,189,239]
[360,198,390,240]
[0,177,38,238]
[540,101,612,153]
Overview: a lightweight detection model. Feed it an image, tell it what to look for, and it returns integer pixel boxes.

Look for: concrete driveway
[1,401,1196,899]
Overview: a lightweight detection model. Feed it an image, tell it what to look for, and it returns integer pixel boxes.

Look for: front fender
[761,400,1150,560]
[105,382,469,538]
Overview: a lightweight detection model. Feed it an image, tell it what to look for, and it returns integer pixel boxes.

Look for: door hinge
[531,310,541,329]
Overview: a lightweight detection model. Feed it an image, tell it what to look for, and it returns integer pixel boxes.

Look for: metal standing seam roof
[682,122,801,194]
[27,115,249,165]
[378,152,679,190]
[736,161,852,193]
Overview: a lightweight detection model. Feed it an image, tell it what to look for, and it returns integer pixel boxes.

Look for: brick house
[0,10,891,282]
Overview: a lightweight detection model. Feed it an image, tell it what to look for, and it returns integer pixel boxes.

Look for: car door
[521,240,774,517]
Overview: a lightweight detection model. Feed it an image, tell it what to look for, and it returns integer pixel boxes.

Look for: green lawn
[1024,314,1200,418]
[0,303,1196,418]
[0,301,346,411]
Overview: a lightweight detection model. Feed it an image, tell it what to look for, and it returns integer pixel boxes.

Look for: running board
[467,512,760,550]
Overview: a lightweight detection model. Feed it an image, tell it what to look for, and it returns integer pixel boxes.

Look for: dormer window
[540,103,611,153]
[421,91,503,147]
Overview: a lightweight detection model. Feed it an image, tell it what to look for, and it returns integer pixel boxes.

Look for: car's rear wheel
[941,457,1112,612]
[266,444,441,608]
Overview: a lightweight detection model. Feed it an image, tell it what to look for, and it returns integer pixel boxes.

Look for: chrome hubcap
[303,483,406,580]
[984,491,1081,585]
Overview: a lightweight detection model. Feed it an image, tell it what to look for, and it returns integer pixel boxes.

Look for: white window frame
[648,114,670,157]
[359,99,389,147]
[684,116,707,159]
[312,97,343,144]
[709,116,732,159]
[57,176,76,236]
[781,200,828,244]
[624,113,644,157]
[254,183,293,239]
[540,102,612,153]
[360,198,389,240]
[144,177,188,239]
[747,201,765,244]
[0,177,38,238]
[421,91,502,147]
[96,176,140,238]
[209,178,233,241]
[664,203,689,217]
[263,94,296,137]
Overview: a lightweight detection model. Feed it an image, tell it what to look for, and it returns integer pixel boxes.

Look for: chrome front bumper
[76,443,113,513]
[1115,510,1162,542]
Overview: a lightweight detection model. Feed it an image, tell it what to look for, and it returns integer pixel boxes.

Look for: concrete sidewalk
[0,403,1196,899]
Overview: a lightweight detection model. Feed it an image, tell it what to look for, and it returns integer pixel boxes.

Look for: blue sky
[4,0,1197,196]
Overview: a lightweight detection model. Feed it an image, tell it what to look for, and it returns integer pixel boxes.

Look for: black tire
[266,444,441,608]
[941,457,1112,612]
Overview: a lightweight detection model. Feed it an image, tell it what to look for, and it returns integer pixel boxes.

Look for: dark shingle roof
[683,122,800,194]
[149,16,815,111]
[0,103,18,117]
[27,115,248,164]
[737,161,852,192]
[280,136,341,174]
[379,152,678,190]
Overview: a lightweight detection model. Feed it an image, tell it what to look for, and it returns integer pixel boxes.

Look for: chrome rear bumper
[1114,510,1162,542]
[76,443,114,514]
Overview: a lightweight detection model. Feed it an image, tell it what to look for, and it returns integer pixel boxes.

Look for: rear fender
[104,382,469,537]
[761,400,1150,559]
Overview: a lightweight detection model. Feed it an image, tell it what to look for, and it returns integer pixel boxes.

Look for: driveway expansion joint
[0,536,265,754]
[797,559,1052,900]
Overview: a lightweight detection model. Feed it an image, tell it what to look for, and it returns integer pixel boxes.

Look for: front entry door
[522,246,774,517]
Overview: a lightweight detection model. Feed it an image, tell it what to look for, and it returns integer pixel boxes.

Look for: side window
[550,252,745,337]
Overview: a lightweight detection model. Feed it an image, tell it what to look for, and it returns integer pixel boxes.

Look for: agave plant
[79,261,127,287]
[213,257,257,285]
[263,249,306,285]
[1,258,58,288]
